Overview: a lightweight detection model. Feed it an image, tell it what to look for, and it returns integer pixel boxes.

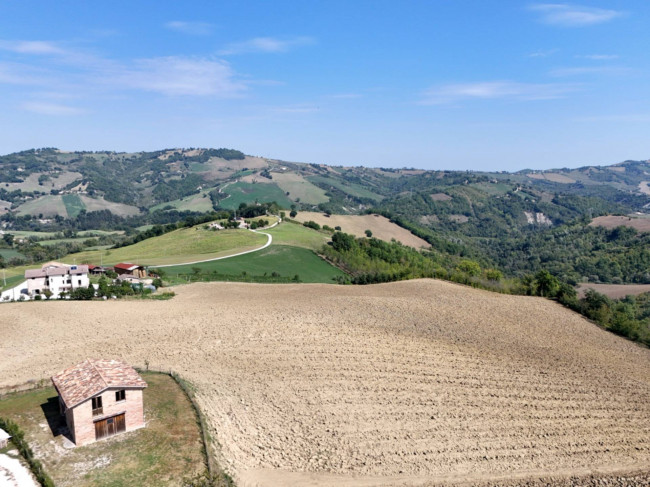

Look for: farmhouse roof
[52,358,147,409]
[114,263,143,271]
[0,428,10,441]
[25,264,88,279]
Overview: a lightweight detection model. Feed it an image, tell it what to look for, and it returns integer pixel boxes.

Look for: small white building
[25,262,89,298]
[0,427,10,448]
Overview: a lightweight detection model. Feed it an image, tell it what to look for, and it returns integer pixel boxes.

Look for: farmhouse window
[91,396,103,416]
[115,389,126,402]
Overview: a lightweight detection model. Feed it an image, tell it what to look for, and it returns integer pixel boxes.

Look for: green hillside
[157,245,345,284]
[61,226,267,266]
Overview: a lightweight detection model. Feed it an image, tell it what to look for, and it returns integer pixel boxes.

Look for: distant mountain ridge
[1,148,649,223]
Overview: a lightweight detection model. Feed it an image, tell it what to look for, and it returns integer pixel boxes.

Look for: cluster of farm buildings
[1,261,151,302]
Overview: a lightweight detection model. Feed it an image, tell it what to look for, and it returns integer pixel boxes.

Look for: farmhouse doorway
[94,413,126,440]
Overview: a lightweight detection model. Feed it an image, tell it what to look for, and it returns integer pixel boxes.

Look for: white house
[24,262,89,298]
[0,427,10,448]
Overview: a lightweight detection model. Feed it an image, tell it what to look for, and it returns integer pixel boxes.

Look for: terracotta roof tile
[52,358,147,408]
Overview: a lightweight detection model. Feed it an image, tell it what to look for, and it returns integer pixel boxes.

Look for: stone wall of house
[69,387,145,446]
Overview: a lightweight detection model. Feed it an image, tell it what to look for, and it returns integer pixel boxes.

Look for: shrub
[0,417,55,487]
[303,220,321,230]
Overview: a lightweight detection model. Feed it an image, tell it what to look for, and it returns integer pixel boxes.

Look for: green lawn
[0,372,206,486]
[62,193,86,218]
[157,244,345,283]
[267,221,331,250]
[218,181,293,210]
[61,226,267,266]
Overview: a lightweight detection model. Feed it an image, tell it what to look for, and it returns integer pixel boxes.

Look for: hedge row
[0,417,55,487]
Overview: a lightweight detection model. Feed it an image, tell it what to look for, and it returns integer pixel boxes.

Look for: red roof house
[113,263,147,278]
[52,359,147,446]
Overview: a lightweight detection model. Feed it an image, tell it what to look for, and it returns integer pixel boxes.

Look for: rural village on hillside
[2,1,650,487]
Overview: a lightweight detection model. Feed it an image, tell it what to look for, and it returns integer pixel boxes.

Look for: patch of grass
[62,194,86,218]
[218,181,292,210]
[267,221,331,250]
[306,175,384,202]
[272,172,329,205]
[0,248,25,260]
[0,274,25,292]
[15,195,67,217]
[61,227,267,266]
[0,373,205,487]
[149,191,214,213]
[159,245,346,283]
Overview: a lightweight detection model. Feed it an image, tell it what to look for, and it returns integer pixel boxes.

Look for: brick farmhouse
[51,359,147,446]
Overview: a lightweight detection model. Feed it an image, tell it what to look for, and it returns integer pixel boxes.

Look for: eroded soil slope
[1,280,649,486]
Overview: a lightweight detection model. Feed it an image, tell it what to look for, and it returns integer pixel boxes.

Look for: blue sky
[0,1,648,171]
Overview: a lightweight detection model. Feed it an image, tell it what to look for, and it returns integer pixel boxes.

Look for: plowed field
[1,280,649,486]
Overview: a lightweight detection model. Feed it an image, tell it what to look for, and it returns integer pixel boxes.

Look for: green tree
[534,270,560,297]
[457,259,481,277]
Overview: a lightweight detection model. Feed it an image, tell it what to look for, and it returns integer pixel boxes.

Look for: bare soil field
[589,215,650,233]
[639,181,650,196]
[293,212,431,248]
[577,282,650,299]
[79,195,141,216]
[527,173,576,184]
[1,280,649,486]
[430,193,452,201]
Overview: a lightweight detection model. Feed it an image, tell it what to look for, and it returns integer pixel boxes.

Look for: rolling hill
[2,279,649,486]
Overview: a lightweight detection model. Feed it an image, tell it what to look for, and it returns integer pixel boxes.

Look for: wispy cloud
[530,4,623,27]
[578,54,619,60]
[270,104,319,114]
[549,65,630,77]
[420,81,576,105]
[0,38,247,99]
[0,40,67,55]
[528,48,559,58]
[328,93,363,99]
[218,36,313,55]
[110,57,245,96]
[21,101,85,115]
[164,21,213,36]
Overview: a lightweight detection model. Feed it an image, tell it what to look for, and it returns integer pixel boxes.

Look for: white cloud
[530,4,623,26]
[21,101,84,115]
[271,104,319,113]
[528,48,559,58]
[164,21,213,36]
[328,93,363,99]
[579,54,619,60]
[219,36,313,55]
[112,57,245,97]
[0,38,247,99]
[420,81,576,105]
[0,40,67,55]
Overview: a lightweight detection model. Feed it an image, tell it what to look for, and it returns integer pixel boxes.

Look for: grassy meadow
[0,372,206,486]
[158,245,345,284]
[218,181,293,210]
[61,227,267,266]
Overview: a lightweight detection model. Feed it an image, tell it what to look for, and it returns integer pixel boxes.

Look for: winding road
[152,220,279,268]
